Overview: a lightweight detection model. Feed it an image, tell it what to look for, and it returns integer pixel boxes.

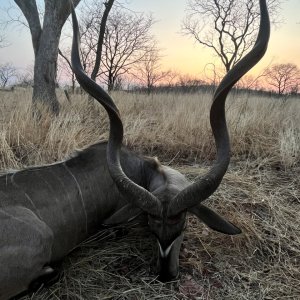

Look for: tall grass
[118,91,300,168]
[0,88,299,169]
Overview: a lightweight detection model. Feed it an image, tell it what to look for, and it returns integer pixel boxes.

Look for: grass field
[1,88,299,299]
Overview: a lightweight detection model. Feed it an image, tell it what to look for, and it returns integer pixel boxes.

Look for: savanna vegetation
[0,88,299,299]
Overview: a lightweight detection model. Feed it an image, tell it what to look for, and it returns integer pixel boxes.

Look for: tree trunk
[32,22,61,114]
[91,0,114,82]
[107,72,114,92]
[14,0,82,115]
[88,0,114,104]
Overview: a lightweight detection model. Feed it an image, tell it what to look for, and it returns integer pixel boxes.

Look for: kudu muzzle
[157,234,184,282]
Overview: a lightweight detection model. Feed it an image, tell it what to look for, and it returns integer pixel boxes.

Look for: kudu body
[0,144,156,299]
[0,0,270,298]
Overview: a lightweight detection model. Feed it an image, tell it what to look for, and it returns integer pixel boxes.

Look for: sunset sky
[0,0,299,82]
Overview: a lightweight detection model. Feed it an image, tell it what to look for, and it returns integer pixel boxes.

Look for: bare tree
[133,45,172,94]
[203,63,223,86]
[90,0,114,82]
[71,0,103,76]
[0,63,17,87]
[177,74,206,89]
[104,9,154,91]
[59,0,114,101]
[68,2,155,91]
[16,65,34,87]
[0,35,4,48]
[182,0,282,72]
[58,48,76,93]
[0,33,9,48]
[235,65,271,90]
[13,0,81,114]
[265,63,300,95]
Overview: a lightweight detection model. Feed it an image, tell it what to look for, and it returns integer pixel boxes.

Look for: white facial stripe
[158,240,175,258]
[158,234,183,258]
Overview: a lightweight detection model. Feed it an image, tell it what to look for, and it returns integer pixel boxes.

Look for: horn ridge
[168,0,270,216]
[70,1,162,216]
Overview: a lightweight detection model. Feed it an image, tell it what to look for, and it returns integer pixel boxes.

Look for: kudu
[0,0,270,298]
[71,0,270,282]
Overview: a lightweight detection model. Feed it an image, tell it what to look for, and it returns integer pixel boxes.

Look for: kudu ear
[189,204,241,235]
[102,204,142,226]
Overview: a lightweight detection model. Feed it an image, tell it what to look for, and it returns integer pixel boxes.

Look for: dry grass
[1,87,299,169]
[1,88,299,299]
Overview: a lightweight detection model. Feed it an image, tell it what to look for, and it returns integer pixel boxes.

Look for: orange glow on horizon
[0,0,299,88]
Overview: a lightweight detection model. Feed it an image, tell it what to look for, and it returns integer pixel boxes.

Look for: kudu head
[70,0,270,282]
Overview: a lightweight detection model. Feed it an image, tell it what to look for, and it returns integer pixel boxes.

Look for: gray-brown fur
[0,143,162,299]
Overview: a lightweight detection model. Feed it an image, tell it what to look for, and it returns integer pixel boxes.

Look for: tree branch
[14,0,42,55]
[91,0,115,81]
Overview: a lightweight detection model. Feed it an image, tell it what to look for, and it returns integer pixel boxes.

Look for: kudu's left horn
[70,0,162,217]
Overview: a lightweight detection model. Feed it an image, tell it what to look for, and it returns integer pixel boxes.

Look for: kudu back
[0,0,270,298]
